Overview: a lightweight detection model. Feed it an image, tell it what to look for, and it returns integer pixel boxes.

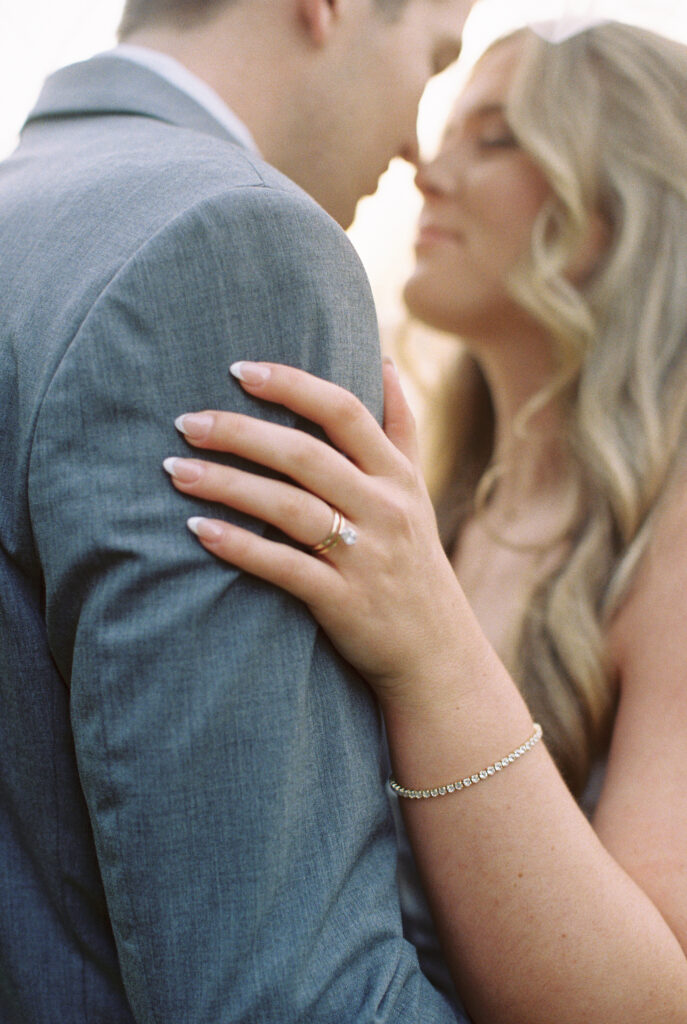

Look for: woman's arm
[595,469,687,955]
[165,360,687,1024]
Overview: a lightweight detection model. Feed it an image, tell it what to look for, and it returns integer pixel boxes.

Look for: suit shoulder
[150,133,347,253]
[112,158,368,299]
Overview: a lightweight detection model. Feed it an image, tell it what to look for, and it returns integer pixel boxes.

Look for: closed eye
[472,106,518,150]
[478,133,519,149]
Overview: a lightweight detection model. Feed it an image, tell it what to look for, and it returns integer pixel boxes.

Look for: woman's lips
[415,224,464,248]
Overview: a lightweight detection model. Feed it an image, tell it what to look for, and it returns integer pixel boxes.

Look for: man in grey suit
[0,0,470,1020]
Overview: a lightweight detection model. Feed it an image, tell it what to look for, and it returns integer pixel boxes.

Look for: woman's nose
[414,153,456,197]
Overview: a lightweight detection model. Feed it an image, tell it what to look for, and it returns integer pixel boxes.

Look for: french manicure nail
[174,413,214,438]
[230,361,271,385]
[163,458,203,483]
[187,517,224,542]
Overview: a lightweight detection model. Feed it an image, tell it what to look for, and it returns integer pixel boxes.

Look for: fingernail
[383,355,399,375]
[174,413,214,439]
[230,361,271,385]
[163,457,204,483]
[187,517,224,542]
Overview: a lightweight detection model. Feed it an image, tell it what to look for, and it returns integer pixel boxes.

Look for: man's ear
[297,0,339,46]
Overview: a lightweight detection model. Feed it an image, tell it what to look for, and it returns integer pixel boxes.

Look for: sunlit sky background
[2,0,686,327]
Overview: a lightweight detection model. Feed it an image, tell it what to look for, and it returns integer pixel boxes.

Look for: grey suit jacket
[0,56,458,1023]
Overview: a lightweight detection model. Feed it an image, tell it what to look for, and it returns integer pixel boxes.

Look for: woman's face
[403,36,552,339]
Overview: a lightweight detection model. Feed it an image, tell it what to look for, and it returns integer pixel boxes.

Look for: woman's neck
[468,329,577,537]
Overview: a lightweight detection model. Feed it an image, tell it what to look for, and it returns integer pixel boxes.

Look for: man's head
[119,0,414,37]
[118,0,471,226]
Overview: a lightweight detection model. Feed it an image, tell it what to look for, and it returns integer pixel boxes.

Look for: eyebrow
[443,101,510,145]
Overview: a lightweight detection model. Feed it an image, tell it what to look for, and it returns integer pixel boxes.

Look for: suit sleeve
[27,185,409,1022]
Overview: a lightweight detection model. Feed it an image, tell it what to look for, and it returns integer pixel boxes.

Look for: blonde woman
[164,23,687,1022]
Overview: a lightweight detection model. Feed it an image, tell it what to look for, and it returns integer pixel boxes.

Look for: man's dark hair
[118,0,410,39]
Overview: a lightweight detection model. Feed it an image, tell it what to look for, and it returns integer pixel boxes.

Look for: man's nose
[398,135,420,169]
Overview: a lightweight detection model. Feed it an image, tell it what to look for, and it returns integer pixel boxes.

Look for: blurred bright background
[3,0,686,344]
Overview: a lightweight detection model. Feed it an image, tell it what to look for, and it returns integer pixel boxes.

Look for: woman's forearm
[382,619,687,1024]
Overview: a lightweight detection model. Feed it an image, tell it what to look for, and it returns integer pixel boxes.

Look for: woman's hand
[164,360,471,706]
[165,362,687,1023]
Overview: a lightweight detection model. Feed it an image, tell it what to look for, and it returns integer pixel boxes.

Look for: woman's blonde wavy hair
[432,23,687,795]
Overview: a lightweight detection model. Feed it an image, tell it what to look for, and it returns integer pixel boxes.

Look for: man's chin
[332,195,360,231]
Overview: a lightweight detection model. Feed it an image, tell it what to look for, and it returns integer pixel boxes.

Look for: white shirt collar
[106,43,260,155]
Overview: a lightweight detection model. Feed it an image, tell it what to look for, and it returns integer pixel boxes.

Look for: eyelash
[478,135,518,150]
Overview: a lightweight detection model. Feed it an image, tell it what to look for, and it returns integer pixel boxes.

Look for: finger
[174,412,365,514]
[381,359,421,466]
[163,456,347,548]
[186,516,339,605]
[227,361,401,476]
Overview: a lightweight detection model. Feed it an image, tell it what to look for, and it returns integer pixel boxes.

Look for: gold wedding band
[310,507,357,556]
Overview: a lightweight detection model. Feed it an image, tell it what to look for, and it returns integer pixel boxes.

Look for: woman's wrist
[378,629,535,795]
[374,589,516,719]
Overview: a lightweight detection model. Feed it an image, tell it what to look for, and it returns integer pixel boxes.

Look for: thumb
[382,357,421,465]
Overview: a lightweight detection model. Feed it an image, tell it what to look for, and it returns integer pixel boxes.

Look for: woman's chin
[402,277,461,336]
[402,275,436,327]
